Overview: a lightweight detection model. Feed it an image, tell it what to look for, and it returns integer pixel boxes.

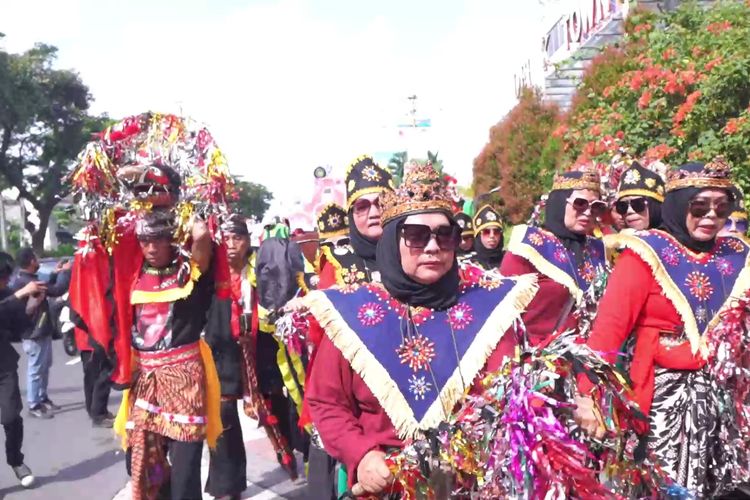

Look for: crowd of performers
[64,112,750,499]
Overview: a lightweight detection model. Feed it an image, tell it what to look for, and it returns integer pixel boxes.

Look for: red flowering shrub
[558,2,750,195]
[472,88,562,224]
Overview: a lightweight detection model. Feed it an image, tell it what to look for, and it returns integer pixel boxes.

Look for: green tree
[0,43,109,252]
[232,179,273,220]
[557,2,750,195]
[473,87,561,223]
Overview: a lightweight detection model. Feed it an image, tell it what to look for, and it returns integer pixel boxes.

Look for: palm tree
[388,151,407,186]
[427,150,443,173]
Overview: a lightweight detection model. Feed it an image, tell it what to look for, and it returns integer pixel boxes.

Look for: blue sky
[2,0,544,209]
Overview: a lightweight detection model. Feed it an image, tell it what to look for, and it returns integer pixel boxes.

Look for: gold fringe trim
[303,274,538,439]
[130,260,202,305]
[618,231,750,355]
[508,224,582,302]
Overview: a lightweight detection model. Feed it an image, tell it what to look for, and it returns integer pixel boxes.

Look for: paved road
[0,341,307,499]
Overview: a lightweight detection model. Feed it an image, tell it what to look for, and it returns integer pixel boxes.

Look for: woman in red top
[500,170,608,348]
[304,163,537,496]
[575,159,750,497]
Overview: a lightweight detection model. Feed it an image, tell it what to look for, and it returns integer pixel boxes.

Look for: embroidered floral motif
[339,283,360,294]
[588,243,602,259]
[447,302,474,330]
[726,238,746,253]
[660,246,680,266]
[327,213,341,227]
[362,166,381,182]
[397,334,436,372]
[695,305,708,324]
[553,247,569,263]
[342,265,367,285]
[715,257,735,276]
[685,271,714,301]
[579,261,595,283]
[408,375,432,400]
[357,302,385,326]
[486,211,497,221]
[624,169,641,185]
[478,276,501,291]
[645,178,656,188]
[528,233,544,246]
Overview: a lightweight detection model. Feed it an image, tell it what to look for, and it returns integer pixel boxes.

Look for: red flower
[724,117,746,135]
[663,73,683,95]
[643,143,677,160]
[615,130,625,139]
[707,21,732,34]
[704,57,723,72]
[662,48,676,60]
[589,124,602,137]
[638,91,652,109]
[691,46,703,58]
[629,72,645,91]
[633,23,652,34]
[552,124,568,139]
[673,91,701,126]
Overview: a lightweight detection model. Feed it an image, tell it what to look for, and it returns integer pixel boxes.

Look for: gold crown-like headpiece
[380,161,453,225]
[666,156,734,192]
[551,169,601,192]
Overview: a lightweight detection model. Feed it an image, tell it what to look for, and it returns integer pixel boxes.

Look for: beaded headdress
[380,162,453,225]
[551,169,601,193]
[666,156,734,192]
[316,203,349,239]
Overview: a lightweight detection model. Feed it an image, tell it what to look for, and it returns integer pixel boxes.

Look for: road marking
[65,357,81,366]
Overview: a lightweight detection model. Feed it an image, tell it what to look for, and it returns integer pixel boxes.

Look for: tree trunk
[31,206,52,254]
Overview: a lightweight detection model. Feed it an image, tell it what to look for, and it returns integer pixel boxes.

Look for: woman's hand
[573,395,606,439]
[352,449,393,496]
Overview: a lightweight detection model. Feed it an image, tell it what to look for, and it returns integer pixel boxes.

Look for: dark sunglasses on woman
[400,224,461,251]
[724,218,748,234]
[567,197,607,217]
[352,198,380,215]
[482,228,502,236]
[614,197,648,216]
[688,198,733,218]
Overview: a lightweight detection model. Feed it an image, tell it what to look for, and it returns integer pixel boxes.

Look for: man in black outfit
[70,308,114,427]
[0,252,47,488]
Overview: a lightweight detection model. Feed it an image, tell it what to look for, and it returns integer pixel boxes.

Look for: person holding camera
[10,248,71,419]
[0,251,48,487]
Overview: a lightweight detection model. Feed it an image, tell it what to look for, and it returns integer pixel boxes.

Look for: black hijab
[347,212,379,271]
[473,231,504,270]
[376,213,460,310]
[647,200,663,229]
[660,186,730,253]
[542,189,587,265]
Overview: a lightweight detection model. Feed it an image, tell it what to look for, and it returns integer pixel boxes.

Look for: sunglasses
[322,237,350,249]
[688,198,733,218]
[352,198,381,216]
[567,197,607,217]
[614,197,648,216]
[400,224,461,251]
[482,227,502,236]
[724,218,749,234]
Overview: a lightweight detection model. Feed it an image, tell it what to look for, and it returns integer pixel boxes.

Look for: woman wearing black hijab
[575,159,750,497]
[470,204,504,270]
[303,163,538,497]
[500,170,608,347]
[611,161,665,231]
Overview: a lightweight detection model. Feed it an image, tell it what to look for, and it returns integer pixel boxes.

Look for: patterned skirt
[127,342,208,500]
[647,367,735,498]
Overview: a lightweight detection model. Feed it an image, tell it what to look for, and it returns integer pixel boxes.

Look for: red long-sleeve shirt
[580,249,705,417]
[499,251,576,345]
[307,325,512,483]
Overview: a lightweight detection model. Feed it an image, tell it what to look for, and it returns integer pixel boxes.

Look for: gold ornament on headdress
[551,169,601,192]
[380,161,453,225]
[666,156,734,192]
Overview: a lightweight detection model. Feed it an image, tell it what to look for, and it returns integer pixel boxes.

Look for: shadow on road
[0,448,124,497]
